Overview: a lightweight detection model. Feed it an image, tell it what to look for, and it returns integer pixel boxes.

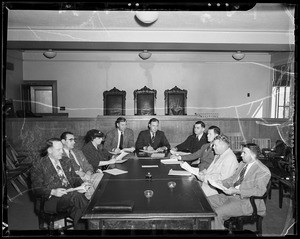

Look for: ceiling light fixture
[135,11,159,24]
[139,50,152,60]
[43,49,57,59]
[232,51,245,61]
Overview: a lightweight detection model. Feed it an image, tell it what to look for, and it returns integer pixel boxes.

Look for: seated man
[197,135,239,197]
[171,125,220,170]
[31,138,91,230]
[60,131,103,200]
[135,118,170,152]
[171,121,208,153]
[207,143,271,230]
[104,117,135,153]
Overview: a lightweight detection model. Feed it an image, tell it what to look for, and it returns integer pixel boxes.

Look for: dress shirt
[64,149,81,167]
[117,129,122,149]
[49,157,70,186]
[234,161,255,189]
[197,133,203,141]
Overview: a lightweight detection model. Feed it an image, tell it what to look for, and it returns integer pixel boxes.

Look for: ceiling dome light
[135,11,159,24]
[43,49,57,59]
[139,50,152,60]
[232,51,245,61]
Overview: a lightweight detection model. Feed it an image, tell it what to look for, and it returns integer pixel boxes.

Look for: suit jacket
[181,142,214,171]
[176,133,208,153]
[104,128,135,152]
[222,160,271,216]
[135,130,170,150]
[30,156,83,199]
[82,142,111,171]
[62,148,94,173]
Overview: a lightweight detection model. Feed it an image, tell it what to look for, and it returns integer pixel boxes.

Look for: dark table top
[83,156,215,219]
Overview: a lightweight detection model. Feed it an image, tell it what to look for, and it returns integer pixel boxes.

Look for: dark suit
[104,128,135,152]
[30,156,88,229]
[175,133,208,153]
[135,130,170,150]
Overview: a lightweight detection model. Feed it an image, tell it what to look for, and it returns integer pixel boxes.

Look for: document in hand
[170,150,191,156]
[208,180,228,191]
[115,151,129,161]
[140,149,157,154]
[180,162,199,176]
[66,185,87,193]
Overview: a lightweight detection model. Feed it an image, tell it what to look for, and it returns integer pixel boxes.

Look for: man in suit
[171,121,208,154]
[197,134,239,197]
[104,117,135,153]
[171,125,220,170]
[207,143,271,230]
[60,131,103,200]
[135,118,170,152]
[31,138,90,230]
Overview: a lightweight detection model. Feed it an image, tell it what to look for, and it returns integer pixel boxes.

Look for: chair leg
[256,217,263,236]
[279,181,283,208]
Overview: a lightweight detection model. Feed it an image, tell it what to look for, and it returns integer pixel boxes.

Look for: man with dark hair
[207,143,271,230]
[104,117,135,153]
[31,138,90,229]
[60,132,103,200]
[172,125,220,170]
[135,118,170,152]
[171,121,208,154]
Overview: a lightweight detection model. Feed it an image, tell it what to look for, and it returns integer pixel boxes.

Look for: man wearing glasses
[60,131,103,200]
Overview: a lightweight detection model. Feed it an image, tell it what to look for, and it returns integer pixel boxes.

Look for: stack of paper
[180,162,199,176]
[161,159,181,165]
[170,150,191,156]
[151,153,165,158]
[168,169,191,176]
[103,168,128,175]
[208,180,228,191]
[66,185,87,193]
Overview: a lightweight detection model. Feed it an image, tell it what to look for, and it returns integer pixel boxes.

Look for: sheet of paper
[122,148,135,153]
[161,159,181,165]
[99,160,113,166]
[140,149,157,154]
[168,169,192,176]
[141,165,159,168]
[103,168,128,175]
[66,185,86,193]
[151,153,165,158]
[208,180,228,191]
[115,151,129,161]
[180,162,199,176]
[170,150,191,156]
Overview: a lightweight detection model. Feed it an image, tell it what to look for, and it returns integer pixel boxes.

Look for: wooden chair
[224,180,271,236]
[134,86,157,115]
[35,197,74,232]
[164,86,187,115]
[103,87,126,115]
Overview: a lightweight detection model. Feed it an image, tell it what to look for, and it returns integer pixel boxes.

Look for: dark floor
[4,178,296,237]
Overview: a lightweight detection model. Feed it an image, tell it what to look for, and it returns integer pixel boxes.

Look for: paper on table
[141,165,159,168]
[208,180,228,191]
[180,162,199,176]
[103,168,128,175]
[140,149,157,154]
[161,159,181,165]
[151,153,165,158]
[66,185,87,193]
[168,169,192,176]
[170,150,191,156]
[99,160,113,166]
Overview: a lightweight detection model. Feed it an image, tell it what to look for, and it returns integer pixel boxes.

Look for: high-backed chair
[224,180,271,236]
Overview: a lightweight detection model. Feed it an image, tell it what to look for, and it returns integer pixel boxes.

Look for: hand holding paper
[208,180,228,192]
[180,162,199,176]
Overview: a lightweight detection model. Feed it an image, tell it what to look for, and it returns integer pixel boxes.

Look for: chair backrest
[252,138,271,150]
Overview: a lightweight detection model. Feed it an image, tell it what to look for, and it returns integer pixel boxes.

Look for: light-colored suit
[208,159,271,229]
[201,147,238,196]
[104,128,135,152]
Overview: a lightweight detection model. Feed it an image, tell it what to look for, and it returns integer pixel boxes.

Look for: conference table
[82,152,216,231]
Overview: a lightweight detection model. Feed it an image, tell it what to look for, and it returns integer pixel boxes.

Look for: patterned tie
[151,133,155,144]
[69,150,80,171]
[119,132,124,150]
[56,165,70,187]
[233,164,248,187]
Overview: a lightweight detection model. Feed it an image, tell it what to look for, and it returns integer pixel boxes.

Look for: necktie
[119,132,124,150]
[69,150,80,171]
[233,164,248,187]
[151,133,155,144]
[56,165,70,187]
